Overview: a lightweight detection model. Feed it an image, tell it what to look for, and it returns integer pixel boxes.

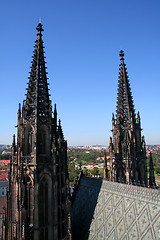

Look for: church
[5,23,71,240]
[109,50,148,186]
[4,24,160,240]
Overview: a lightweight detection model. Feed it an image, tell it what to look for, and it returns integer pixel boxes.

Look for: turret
[104,151,108,180]
[58,119,64,140]
[12,134,16,157]
[18,103,21,119]
[149,152,156,188]
[109,137,113,153]
[54,103,57,125]
[137,111,141,127]
[112,113,115,130]
[130,111,134,129]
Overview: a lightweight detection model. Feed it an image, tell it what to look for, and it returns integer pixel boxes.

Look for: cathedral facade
[3,24,158,240]
[5,23,71,240]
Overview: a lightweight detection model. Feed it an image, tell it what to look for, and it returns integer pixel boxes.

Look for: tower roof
[116,50,136,125]
[23,23,52,118]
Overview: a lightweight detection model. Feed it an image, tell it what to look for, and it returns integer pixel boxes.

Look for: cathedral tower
[109,50,148,187]
[6,23,71,240]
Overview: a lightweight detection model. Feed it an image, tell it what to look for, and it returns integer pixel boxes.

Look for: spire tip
[119,49,124,60]
[36,22,44,36]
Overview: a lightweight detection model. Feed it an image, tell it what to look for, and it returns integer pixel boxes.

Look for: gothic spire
[58,119,64,140]
[23,23,52,118]
[104,151,108,180]
[116,50,136,125]
[149,152,156,188]
[12,134,16,157]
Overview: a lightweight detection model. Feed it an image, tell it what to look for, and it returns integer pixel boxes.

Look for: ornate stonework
[5,23,71,240]
[109,50,150,187]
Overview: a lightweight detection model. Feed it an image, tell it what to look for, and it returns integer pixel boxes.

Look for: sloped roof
[0,171,8,181]
[72,176,160,240]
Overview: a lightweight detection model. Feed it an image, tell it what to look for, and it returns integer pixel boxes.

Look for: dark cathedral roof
[72,176,160,240]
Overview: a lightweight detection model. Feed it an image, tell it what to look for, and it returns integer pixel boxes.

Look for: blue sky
[0,0,160,146]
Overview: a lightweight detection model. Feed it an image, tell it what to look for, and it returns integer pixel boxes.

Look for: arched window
[44,182,48,223]
[29,184,33,224]
[39,182,44,226]
[38,175,52,240]
[25,126,34,155]
[23,176,33,227]
[38,177,49,226]
[39,132,46,154]
[38,126,47,154]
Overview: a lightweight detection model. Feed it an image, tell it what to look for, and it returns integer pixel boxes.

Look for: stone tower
[6,23,72,240]
[109,50,148,187]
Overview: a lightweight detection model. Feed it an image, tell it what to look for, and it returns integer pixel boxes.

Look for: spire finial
[36,22,44,38]
[119,49,124,61]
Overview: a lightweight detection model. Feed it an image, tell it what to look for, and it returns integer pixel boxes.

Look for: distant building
[0,181,8,197]
[0,160,10,167]
[0,171,8,181]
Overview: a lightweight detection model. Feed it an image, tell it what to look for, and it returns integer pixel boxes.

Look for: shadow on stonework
[71,176,102,240]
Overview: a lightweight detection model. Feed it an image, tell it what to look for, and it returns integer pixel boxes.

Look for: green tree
[155,165,160,175]
[91,167,99,177]
[83,167,89,177]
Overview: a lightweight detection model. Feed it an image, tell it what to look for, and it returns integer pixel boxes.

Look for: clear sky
[0,0,160,146]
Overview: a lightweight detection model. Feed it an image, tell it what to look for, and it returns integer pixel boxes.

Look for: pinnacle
[36,23,44,37]
[119,49,124,61]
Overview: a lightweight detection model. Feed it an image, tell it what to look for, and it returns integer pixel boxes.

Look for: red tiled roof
[0,160,10,166]
[0,171,9,181]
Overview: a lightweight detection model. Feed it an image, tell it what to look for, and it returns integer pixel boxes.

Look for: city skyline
[0,0,160,146]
